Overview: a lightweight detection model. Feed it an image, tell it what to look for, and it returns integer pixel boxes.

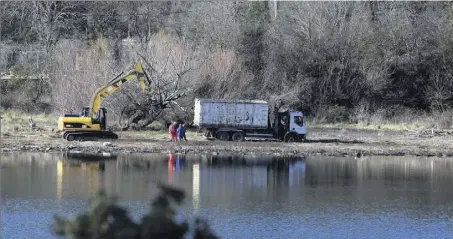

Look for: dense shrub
[53,184,218,239]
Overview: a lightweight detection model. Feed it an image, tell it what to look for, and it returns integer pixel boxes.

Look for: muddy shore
[1,127,453,158]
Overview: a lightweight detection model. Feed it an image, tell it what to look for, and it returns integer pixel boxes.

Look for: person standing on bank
[181,123,187,141]
[177,123,187,141]
[169,121,178,141]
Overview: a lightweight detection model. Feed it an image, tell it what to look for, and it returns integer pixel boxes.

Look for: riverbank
[2,125,453,158]
[2,109,453,157]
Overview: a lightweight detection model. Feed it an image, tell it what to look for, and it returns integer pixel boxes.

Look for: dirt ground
[1,126,453,158]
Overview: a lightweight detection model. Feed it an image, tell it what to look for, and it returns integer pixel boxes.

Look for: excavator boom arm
[89,63,150,119]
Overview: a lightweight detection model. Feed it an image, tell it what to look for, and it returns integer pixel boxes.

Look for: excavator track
[62,131,118,141]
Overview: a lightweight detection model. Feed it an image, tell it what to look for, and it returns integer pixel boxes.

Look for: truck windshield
[294,116,304,126]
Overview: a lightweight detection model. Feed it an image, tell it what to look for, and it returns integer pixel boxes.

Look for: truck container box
[193,98,269,129]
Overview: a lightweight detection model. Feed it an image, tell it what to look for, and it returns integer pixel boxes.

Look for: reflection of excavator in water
[56,159,104,200]
[57,63,151,141]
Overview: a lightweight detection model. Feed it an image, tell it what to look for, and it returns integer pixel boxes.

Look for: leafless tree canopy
[2,1,453,125]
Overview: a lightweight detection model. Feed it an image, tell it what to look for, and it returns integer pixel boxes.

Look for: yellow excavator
[57,62,151,141]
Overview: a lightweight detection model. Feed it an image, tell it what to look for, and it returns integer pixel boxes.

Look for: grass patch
[1,109,59,135]
[146,121,167,131]
[308,122,429,131]
[308,107,453,132]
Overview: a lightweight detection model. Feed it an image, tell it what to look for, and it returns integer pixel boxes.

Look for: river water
[1,152,453,239]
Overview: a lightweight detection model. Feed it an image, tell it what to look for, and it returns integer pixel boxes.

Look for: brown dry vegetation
[4,2,453,129]
[2,110,453,158]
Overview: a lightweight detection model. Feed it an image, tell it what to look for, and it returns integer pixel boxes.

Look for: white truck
[193,98,307,142]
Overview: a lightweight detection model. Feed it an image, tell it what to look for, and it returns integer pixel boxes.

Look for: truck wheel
[231,131,245,141]
[66,134,75,141]
[284,133,297,143]
[299,134,307,142]
[216,131,230,141]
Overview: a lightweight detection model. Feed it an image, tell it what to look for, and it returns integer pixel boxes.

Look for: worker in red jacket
[169,121,178,141]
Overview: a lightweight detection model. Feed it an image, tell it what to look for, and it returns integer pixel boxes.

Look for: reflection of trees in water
[112,153,306,206]
[0,152,110,200]
[114,153,304,171]
[305,156,453,207]
[3,152,304,207]
[305,156,453,185]
[0,152,59,168]
[305,157,356,188]
[14,153,453,207]
[115,153,168,170]
[8,152,453,215]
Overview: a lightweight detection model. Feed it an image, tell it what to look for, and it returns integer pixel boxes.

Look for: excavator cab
[95,108,107,130]
[81,107,90,117]
[79,106,107,130]
[78,106,106,130]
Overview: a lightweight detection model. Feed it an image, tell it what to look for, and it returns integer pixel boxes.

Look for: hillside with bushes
[2,1,453,128]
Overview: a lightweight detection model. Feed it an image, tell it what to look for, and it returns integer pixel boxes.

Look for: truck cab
[276,110,307,142]
[289,111,307,136]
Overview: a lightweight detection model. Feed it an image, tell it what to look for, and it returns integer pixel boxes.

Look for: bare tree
[112,34,197,129]
[30,1,83,48]
[49,38,114,113]
[194,48,252,99]
[425,71,453,113]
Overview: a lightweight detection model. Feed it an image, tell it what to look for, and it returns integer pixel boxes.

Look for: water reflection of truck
[193,98,307,142]
[190,158,306,207]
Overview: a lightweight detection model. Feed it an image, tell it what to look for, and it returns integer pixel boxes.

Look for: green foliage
[53,184,218,239]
